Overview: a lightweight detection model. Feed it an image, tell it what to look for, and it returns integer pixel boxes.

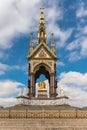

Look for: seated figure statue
[38,81,46,90]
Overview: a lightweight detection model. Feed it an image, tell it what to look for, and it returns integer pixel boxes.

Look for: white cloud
[0,98,17,108]
[0,80,24,97]
[57,61,65,67]
[0,0,41,50]
[82,26,87,34]
[67,51,81,62]
[75,25,87,38]
[67,26,87,61]
[76,2,87,18]
[59,71,87,107]
[0,62,28,75]
[47,23,73,48]
[0,0,72,52]
[59,71,87,87]
[46,7,73,48]
[67,39,80,51]
[67,1,87,62]
[46,6,63,23]
[80,38,87,57]
[0,52,5,59]
[0,63,23,75]
[0,79,25,107]
[0,63,10,75]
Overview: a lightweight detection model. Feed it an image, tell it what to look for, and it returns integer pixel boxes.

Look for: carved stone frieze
[17,96,69,106]
[0,109,87,119]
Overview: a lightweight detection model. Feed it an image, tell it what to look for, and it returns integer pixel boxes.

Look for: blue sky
[0,0,87,107]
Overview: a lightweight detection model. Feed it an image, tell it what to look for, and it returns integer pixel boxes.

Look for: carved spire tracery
[51,33,56,54]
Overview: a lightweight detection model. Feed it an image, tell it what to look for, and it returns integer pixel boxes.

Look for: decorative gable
[34,47,51,59]
[28,42,57,60]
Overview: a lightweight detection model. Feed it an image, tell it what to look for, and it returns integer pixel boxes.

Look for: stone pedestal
[38,89,47,98]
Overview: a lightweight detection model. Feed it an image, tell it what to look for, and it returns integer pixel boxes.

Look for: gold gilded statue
[38,81,46,90]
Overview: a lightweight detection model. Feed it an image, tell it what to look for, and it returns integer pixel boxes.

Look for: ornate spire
[37,8,47,44]
[52,33,54,43]
[51,33,56,54]
[29,33,34,54]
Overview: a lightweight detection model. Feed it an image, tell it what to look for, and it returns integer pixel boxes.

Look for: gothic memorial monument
[17,8,68,106]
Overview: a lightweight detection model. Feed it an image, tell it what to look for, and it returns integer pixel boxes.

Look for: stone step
[0,127,87,130]
[0,119,87,130]
[0,119,87,125]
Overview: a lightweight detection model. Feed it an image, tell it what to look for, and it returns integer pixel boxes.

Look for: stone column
[29,73,35,97]
[32,74,35,96]
[50,74,55,97]
[28,78,30,96]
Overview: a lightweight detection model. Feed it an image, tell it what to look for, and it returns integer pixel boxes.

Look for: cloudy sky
[0,0,87,108]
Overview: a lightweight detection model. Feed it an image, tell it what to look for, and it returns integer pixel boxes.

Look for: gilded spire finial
[37,8,47,44]
[40,7,44,20]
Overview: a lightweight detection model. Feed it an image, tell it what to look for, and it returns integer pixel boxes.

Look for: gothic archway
[34,65,50,98]
[28,63,57,97]
[34,64,50,97]
[35,65,50,83]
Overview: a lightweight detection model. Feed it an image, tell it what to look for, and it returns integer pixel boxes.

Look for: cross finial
[40,7,44,12]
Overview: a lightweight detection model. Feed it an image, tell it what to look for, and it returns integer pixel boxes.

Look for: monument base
[16,95,69,106]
